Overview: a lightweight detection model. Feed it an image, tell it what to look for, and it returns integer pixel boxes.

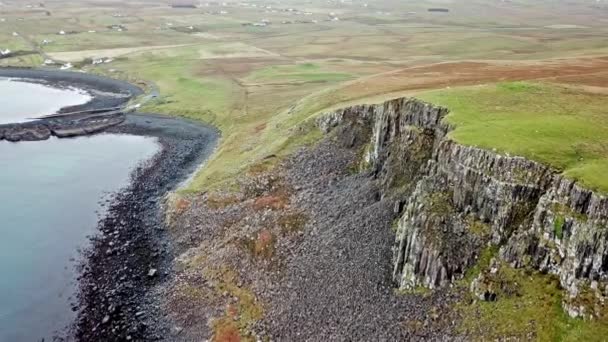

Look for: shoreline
[0,67,142,142]
[0,68,219,340]
[75,113,218,340]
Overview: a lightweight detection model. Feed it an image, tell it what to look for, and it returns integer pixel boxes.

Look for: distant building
[428,8,449,13]
[107,24,127,31]
[171,2,196,8]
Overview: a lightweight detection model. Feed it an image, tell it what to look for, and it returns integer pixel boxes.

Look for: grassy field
[245,62,353,83]
[3,0,608,340]
[460,262,608,341]
[419,82,608,193]
[2,0,608,193]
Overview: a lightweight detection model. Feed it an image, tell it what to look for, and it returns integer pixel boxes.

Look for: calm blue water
[0,81,159,341]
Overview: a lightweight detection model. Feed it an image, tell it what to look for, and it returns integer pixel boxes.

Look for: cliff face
[317,97,608,318]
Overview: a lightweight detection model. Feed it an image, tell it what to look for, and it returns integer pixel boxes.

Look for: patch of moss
[497,81,543,93]
[241,230,276,260]
[208,268,264,341]
[213,316,245,342]
[462,245,499,283]
[348,142,372,174]
[554,215,565,239]
[391,217,401,233]
[207,193,242,209]
[565,282,608,320]
[466,215,492,240]
[395,285,432,297]
[277,212,308,234]
[507,201,536,236]
[459,264,608,341]
[247,157,279,176]
[385,127,434,191]
[552,202,588,222]
[426,191,454,215]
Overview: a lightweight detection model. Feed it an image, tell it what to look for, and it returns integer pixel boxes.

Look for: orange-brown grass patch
[173,197,191,215]
[207,268,263,341]
[207,193,242,210]
[253,230,275,259]
[211,57,283,77]
[213,317,242,342]
[241,229,276,260]
[550,71,608,88]
[252,194,289,211]
[306,57,608,114]
[253,122,267,133]
[168,196,193,219]
[277,212,309,234]
[246,158,278,176]
[247,229,275,260]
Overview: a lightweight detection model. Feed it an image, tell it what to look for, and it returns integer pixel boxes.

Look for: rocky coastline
[74,113,218,341]
[0,67,143,142]
[0,68,219,341]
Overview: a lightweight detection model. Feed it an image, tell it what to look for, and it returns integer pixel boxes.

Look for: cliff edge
[318,97,608,320]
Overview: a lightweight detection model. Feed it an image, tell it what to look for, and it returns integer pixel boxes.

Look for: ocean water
[0,78,91,124]
[0,81,159,341]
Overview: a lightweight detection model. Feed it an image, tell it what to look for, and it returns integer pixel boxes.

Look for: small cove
[0,78,91,124]
[0,79,159,340]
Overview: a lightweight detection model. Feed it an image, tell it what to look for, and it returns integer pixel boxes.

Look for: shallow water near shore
[0,78,91,124]
[0,82,159,340]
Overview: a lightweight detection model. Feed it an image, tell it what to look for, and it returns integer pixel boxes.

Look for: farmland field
[3,0,608,340]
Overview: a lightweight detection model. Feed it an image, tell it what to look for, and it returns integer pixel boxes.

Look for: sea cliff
[318,97,608,319]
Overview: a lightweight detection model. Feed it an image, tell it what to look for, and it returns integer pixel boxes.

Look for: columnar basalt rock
[318,96,608,318]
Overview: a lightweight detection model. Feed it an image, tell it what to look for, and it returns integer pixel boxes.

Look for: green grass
[459,264,608,341]
[418,82,608,193]
[246,63,353,83]
[554,215,565,239]
[90,46,329,193]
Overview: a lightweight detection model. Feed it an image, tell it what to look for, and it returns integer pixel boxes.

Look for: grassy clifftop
[419,82,608,193]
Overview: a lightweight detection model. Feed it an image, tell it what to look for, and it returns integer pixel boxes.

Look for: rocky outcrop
[318,97,608,318]
[1,123,52,141]
[0,112,125,142]
[501,176,608,318]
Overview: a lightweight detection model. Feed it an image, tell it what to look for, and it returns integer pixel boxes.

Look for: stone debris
[319,96,608,320]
